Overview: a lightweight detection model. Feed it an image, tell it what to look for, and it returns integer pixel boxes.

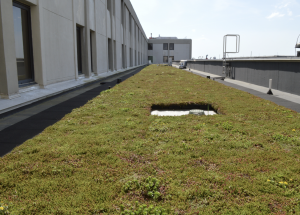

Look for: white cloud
[277,2,290,9]
[271,0,300,18]
[267,12,285,19]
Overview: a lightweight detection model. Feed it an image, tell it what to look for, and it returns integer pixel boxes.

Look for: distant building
[147,36,192,64]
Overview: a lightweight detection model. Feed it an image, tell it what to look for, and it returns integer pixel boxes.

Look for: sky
[130,0,300,59]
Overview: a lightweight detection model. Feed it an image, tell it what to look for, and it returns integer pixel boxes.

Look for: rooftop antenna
[223,34,240,77]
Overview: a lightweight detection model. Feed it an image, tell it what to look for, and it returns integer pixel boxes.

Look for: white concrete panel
[74,0,85,26]
[121,25,123,44]
[0,0,19,97]
[175,44,190,61]
[127,32,130,48]
[97,34,108,73]
[112,17,115,40]
[89,0,95,31]
[125,8,130,47]
[153,44,163,64]
[132,19,135,50]
[115,0,121,20]
[1,0,148,102]
[43,0,73,21]
[43,8,75,84]
[107,10,111,38]
[95,0,106,36]
[115,18,121,42]
[116,41,122,69]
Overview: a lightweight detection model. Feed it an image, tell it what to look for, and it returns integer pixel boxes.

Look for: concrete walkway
[0,66,145,157]
[173,65,300,113]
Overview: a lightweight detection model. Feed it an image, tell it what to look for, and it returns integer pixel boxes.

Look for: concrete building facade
[0,0,148,99]
[147,37,192,64]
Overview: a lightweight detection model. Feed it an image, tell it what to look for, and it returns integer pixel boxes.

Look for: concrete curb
[0,65,147,115]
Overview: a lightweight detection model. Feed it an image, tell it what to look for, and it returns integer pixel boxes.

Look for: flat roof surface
[181,56,300,62]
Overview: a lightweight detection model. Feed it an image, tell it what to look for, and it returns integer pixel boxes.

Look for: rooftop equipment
[223,34,240,77]
[295,34,300,57]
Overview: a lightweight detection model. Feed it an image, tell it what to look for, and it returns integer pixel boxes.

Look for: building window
[107,0,111,11]
[122,44,125,68]
[130,48,132,67]
[169,43,174,50]
[148,56,153,63]
[148,43,153,50]
[108,38,113,71]
[113,40,116,70]
[121,0,124,25]
[112,0,115,16]
[163,43,168,50]
[163,56,168,63]
[90,31,93,73]
[107,0,115,16]
[169,56,174,60]
[76,26,83,74]
[13,1,35,85]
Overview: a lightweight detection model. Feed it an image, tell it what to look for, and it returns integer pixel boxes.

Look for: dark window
[121,0,124,25]
[148,56,153,63]
[125,45,127,68]
[163,56,168,63]
[107,0,114,16]
[107,0,111,11]
[90,31,93,72]
[169,43,174,50]
[112,0,115,16]
[169,56,174,60]
[148,43,153,50]
[76,27,82,74]
[163,43,168,50]
[108,38,112,70]
[114,40,116,70]
[13,1,35,85]
[122,44,125,68]
[130,48,132,67]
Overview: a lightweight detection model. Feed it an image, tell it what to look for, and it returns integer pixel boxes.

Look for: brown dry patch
[63,157,83,168]
[268,201,285,213]
[191,159,219,171]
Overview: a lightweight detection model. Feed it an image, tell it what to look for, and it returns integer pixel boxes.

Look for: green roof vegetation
[1,65,300,214]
